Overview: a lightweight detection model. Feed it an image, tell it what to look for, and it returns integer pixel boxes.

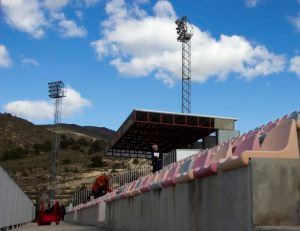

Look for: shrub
[110,168,117,173]
[112,162,124,169]
[34,149,40,156]
[37,175,47,181]
[80,184,87,191]
[61,134,67,140]
[60,139,69,149]
[133,158,139,165]
[3,147,29,161]
[77,138,89,146]
[90,156,104,167]
[21,170,29,177]
[71,144,81,151]
[33,140,52,153]
[72,168,80,173]
[88,140,105,154]
[41,140,52,151]
[68,138,76,145]
[62,158,71,165]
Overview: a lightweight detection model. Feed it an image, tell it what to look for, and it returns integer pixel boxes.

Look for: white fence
[0,166,35,229]
[71,188,92,207]
[108,165,152,191]
[71,165,152,206]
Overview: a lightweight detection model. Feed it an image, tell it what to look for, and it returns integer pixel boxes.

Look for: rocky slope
[0,113,149,205]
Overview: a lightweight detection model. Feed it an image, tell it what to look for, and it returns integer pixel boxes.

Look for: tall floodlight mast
[175,16,193,114]
[48,81,66,202]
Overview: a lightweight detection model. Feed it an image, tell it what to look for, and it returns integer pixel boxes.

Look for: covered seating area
[106,109,238,159]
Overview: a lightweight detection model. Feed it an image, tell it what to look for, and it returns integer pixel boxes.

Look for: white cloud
[155,71,175,87]
[52,12,87,38]
[245,0,263,7]
[21,58,39,66]
[289,13,300,32]
[1,0,48,39]
[153,0,176,19]
[0,45,12,68]
[75,10,84,20]
[289,56,300,77]
[63,87,91,117]
[83,0,100,7]
[43,0,69,10]
[91,0,285,86]
[3,87,91,121]
[59,19,87,38]
[4,100,53,120]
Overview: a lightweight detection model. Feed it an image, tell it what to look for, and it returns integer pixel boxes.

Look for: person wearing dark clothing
[151,144,163,173]
[60,205,66,221]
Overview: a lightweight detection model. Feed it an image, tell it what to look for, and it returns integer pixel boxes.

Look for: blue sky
[0,0,299,133]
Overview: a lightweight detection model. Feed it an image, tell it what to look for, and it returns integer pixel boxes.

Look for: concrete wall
[0,166,35,229]
[252,159,300,226]
[66,203,106,228]
[105,163,252,231]
[66,159,300,231]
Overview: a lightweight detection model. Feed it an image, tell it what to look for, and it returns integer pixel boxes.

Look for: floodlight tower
[48,81,66,202]
[175,16,194,114]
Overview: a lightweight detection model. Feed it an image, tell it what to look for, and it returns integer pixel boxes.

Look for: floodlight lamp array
[175,16,194,42]
[48,81,66,98]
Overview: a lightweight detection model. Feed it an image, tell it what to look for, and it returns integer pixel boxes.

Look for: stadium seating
[219,118,299,171]
[125,180,137,198]
[150,164,174,190]
[175,155,195,183]
[161,162,179,188]
[114,184,127,200]
[290,111,300,128]
[192,148,217,178]
[140,175,152,193]
[131,178,143,196]
[71,111,300,209]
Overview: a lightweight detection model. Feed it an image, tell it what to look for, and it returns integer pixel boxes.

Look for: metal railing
[163,150,177,167]
[71,165,152,206]
[0,165,35,229]
[71,188,92,207]
[108,165,152,191]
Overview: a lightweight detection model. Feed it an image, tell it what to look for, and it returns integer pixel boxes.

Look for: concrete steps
[254,226,300,231]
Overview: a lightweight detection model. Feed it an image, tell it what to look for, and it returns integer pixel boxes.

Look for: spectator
[87,175,112,201]
[60,204,66,221]
[151,144,162,173]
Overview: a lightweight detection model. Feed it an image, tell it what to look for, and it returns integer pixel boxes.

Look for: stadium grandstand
[66,110,300,231]
[106,109,239,158]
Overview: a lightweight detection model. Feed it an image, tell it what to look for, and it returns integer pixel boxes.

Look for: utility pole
[175,16,194,114]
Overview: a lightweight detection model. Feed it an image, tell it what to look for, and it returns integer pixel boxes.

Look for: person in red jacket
[88,175,112,200]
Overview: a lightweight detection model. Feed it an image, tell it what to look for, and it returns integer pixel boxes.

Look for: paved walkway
[17,222,108,231]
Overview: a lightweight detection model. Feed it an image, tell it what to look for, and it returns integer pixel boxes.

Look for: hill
[40,123,114,141]
[0,113,149,205]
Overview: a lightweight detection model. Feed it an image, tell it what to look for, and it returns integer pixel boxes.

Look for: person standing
[151,144,162,173]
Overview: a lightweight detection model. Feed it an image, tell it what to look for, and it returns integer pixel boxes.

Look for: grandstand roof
[106,109,237,158]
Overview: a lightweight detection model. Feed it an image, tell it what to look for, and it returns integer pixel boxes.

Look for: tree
[90,156,105,167]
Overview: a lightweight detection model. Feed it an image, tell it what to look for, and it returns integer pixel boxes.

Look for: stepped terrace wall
[66,158,300,231]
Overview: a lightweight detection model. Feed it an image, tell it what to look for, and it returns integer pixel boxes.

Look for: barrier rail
[71,166,152,206]
[0,165,35,229]
[108,165,152,191]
